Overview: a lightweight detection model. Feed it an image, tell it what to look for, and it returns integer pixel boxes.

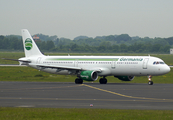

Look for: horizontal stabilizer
[2,58,31,63]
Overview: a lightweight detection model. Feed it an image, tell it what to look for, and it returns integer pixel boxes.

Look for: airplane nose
[159,65,170,74]
[164,65,171,74]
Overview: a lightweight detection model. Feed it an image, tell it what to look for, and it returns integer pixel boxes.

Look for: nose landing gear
[148,75,153,85]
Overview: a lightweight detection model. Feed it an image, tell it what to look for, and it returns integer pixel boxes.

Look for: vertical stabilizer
[21,29,44,57]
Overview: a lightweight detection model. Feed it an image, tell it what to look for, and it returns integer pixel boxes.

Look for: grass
[0,66,75,82]
[0,66,173,84]
[0,107,173,120]
[0,52,24,64]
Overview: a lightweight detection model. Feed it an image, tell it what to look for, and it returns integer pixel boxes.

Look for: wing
[29,63,104,73]
[29,63,83,71]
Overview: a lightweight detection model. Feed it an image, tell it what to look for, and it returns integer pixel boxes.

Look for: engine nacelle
[80,71,98,81]
[114,76,135,81]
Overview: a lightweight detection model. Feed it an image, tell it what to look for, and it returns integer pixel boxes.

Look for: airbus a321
[14,29,170,85]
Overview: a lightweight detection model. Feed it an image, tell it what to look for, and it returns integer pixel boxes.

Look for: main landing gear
[148,75,153,85]
[99,77,107,84]
[75,78,83,84]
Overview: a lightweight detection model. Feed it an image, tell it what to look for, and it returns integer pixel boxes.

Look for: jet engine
[114,76,135,81]
[80,71,98,81]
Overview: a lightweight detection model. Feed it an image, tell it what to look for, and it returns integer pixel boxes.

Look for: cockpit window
[159,62,165,64]
[153,61,165,65]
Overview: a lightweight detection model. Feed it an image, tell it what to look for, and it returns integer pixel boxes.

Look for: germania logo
[80,75,89,79]
[25,38,33,50]
[120,58,143,61]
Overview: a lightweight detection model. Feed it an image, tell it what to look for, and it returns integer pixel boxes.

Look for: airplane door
[74,60,78,67]
[143,58,149,69]
[111,61,116,69]
[36,57,42,64]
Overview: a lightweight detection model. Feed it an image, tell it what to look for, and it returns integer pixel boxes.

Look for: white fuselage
[24,55,170,77]
[19,29,171,84]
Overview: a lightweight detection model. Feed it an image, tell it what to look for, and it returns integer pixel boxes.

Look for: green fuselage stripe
[46,58,119,61]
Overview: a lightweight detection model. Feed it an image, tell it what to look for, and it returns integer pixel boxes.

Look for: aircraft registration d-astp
[11,29,172,85]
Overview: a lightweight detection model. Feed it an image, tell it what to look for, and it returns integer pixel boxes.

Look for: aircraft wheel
[99,78,107,84]
[148,81,153,85]
[75,78,83,84]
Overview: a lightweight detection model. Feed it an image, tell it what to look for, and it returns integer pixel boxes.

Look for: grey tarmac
[0,82,173,110]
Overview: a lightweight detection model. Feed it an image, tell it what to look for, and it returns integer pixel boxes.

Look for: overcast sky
[0,0,173,39]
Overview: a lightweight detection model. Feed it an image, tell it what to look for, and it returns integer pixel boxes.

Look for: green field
[0,108,173,120]
[0,66,173,84]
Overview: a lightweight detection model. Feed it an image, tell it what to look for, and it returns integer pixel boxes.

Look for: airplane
[13,29,171,85]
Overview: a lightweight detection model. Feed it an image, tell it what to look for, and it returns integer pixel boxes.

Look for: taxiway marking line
[82,84,173,102]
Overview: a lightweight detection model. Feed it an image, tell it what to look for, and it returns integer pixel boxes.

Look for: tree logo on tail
[25,38,33,50]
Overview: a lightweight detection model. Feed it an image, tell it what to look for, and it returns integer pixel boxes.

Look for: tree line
[0,34,172,53]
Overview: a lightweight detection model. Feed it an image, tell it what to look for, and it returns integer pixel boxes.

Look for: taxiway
[0,82,173,109]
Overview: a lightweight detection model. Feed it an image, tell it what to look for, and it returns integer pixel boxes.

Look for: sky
[0,0,173,39]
